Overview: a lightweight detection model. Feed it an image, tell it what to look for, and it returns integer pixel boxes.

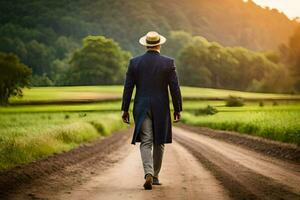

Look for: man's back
[130,51,173,100]
[122,48,182,145]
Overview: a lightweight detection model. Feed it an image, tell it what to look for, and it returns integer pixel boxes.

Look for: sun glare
[250,0,300,19]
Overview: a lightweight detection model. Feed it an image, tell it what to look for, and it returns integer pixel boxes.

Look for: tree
[67,35,131,85]
[24,40,55,75]
[49,58,70,86]
[177,34,290,92]
[177,36,213,87]
[287,26,300,91]
[0,37,27,60]
[54,36,79,59]
[32,74,54,86]
[0,52,32,105]
[164,31,193,58]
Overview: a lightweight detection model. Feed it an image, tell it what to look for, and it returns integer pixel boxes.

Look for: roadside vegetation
[0,112,127,170]
[1,86,300,170]
[181,103,300,145]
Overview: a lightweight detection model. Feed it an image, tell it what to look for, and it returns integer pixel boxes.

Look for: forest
[0,0,299,92]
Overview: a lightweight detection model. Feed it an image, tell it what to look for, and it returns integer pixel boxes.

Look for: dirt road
[1,126,300,200]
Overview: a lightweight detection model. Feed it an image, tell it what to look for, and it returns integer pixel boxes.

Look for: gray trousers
[140,110,164,178]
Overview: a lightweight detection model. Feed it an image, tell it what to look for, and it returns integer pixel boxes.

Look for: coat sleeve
[168,59,182,113]
[121,59,135,112]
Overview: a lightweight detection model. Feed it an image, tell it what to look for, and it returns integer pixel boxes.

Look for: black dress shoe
[152,177,162,185]
[143,174,153,190]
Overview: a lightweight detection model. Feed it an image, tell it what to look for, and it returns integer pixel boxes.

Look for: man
[121,31,182,190]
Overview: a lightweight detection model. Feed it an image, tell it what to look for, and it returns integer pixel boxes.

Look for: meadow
[10,86,300,104]
[182,103,300,145]
[1,85,300,170]
[0,111,128,170]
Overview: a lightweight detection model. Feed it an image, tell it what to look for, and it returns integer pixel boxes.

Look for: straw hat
[139,31,166,47]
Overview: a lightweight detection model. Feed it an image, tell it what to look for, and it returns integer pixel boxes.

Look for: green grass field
[10,86,300,104]
[0,102,122,113]
[183,100,300,111]
[1,86,300,170]
[10,86,122,103]
[0,111,128,170]
[181,103,300,145]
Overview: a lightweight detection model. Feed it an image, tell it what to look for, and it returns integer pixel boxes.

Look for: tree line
[1,26,300,105]
[165,31,295,93]
[0,0,298,87]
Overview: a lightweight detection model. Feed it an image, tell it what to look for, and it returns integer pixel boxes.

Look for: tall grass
[181,108,300,145]
[0,112,127,170]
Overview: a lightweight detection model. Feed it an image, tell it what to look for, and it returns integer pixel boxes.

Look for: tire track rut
[174,127,300,200]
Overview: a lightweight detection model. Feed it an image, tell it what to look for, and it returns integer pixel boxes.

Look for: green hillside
[0,0,298,60]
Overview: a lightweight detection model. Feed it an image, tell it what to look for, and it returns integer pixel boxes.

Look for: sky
[250,0,300,19]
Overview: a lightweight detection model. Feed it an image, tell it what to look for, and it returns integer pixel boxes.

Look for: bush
[79,113,87,117]
[225,96,244,107]
[31,74,54,86]
[259,101,264,107]
[195,105,218,116]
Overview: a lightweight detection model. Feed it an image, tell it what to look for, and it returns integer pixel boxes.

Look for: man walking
[121,31,182,190]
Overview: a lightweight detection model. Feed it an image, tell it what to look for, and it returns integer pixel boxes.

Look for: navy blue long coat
[121,50,182,144]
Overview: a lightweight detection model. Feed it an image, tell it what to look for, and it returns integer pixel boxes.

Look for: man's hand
[173,111,181,123]
[122,111,130,124]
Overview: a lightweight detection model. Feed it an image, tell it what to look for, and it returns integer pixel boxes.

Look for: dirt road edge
[177,123,300,164]
[0,128,131,197]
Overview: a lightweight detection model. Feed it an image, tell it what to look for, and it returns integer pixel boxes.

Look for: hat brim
[139,35,166,47]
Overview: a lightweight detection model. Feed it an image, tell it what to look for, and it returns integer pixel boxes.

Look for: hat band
[146,38,160,44]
